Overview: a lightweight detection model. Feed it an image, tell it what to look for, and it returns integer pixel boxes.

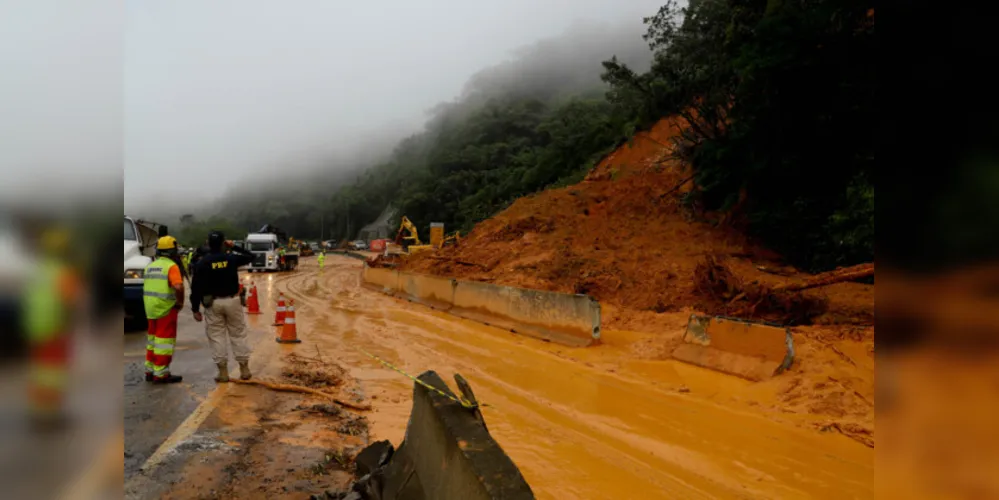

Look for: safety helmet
[40,227,70,254]
[157,235,178,250]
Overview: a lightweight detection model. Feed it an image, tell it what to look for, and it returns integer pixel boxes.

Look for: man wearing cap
[190,231,255,382]
[143,236,186,384]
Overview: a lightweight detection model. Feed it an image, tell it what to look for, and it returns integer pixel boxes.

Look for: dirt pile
[401,117,874,329]
[282,353,348,390]
[398,116,876,444]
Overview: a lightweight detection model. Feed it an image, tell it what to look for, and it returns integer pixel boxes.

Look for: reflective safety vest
[22,258,67,342]
[143,256,178,320]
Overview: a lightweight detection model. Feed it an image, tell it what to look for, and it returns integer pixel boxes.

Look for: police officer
[190,231,255,382]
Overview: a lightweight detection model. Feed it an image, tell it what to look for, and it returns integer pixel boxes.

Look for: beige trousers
[204,296,251,364]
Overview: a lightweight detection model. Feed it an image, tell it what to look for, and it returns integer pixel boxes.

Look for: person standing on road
[190,231,255,383]
[143,236,186,384]
[317,250,325,271]
[22,227,81,428]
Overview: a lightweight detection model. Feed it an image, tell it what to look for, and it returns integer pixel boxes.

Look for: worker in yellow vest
[143,236,186,383]
[22,227,80,428]
[317,251,325,271]
[182,250,193,276]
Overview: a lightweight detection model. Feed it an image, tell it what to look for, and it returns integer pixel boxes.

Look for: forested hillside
[180,0,874,272]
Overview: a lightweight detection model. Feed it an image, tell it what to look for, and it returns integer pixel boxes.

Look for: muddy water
[268,257,873,499]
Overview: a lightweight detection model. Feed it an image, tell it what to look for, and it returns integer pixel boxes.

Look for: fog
[123,0,663,216]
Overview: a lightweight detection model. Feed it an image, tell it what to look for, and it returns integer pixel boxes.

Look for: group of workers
[20,227,326,428]
[142,230,255,385]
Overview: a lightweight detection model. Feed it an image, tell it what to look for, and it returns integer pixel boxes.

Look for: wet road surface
[124,255,874,499]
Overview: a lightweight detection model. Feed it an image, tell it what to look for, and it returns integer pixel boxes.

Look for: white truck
[246,229,299,272]
[123,216,163,327]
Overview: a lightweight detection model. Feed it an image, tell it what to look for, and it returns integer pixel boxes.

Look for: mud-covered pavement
[124,255,873,499]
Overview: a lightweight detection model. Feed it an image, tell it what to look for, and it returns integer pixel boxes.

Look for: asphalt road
[123,282,269,480]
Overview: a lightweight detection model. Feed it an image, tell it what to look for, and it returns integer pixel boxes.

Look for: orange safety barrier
[246,282,262,314]
[276,299,302,344]
[272,293,287,326]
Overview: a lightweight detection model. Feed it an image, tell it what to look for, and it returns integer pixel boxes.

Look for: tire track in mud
[264,256,875,500]
[268,261,747,497]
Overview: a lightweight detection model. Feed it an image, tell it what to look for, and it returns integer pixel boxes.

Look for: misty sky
[123,0,666,213]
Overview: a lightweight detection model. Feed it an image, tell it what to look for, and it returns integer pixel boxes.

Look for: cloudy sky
[3,1,665,212]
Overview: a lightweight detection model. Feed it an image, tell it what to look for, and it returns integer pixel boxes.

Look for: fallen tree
[695,257,873,324]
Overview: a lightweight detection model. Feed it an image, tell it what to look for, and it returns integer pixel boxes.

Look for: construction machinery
[395,216,460,254]
[395,216,432,253]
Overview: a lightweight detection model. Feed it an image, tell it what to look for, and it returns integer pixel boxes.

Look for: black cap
[208,230,225,250]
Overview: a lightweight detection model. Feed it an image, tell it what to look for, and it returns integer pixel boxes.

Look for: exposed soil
[399,117,875,445]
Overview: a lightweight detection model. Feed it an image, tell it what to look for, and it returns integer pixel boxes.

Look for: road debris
[230,379,372,412]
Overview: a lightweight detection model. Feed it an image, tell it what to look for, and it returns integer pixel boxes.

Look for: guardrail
[362,265,601,347]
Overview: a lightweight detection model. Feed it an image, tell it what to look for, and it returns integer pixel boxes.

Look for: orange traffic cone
[246,282,262,314]
[276,299,302,344]
[272,293,287,326]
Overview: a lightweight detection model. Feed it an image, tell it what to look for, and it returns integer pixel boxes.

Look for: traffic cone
[272,293,287,326]
[246,282,262,314]
[276,299,302,344]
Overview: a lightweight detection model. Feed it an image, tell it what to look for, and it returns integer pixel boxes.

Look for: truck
[123,215,163,328]
[245,224,299,272]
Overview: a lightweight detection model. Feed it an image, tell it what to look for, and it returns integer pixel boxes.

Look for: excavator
[395,216,432,254]
[394,216,460,254]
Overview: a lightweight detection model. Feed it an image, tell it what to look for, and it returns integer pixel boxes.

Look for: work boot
[238,360,252,380]
[153,374,183,384]
[145,373,154,382]
[215,362,229,383]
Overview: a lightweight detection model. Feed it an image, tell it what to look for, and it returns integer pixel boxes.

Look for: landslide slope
[401,117,873,331]
[399,117,876,447]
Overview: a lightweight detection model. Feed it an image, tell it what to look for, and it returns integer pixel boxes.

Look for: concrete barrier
[671,314,794,381]
[397,273,456,311]
[362,265,400,293]
[377,371,535,500]
[361,264,601,347]
[450,280,600,347]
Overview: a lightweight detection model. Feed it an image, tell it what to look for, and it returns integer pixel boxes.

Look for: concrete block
[397,273,456,311]
[672,314,794,381]
[362,265,400,294]
[451,280,600,347]
[355,440,394,477]
[385,371,534,500]
[361,267,601,348]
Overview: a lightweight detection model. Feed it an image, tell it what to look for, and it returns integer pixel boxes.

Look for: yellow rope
[352,346,488,410]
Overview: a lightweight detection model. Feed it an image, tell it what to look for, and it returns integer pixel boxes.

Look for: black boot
[153,374,183,384]
[145,373,154,382]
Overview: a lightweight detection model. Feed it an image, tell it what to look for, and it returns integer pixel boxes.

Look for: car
[351,240,369,251]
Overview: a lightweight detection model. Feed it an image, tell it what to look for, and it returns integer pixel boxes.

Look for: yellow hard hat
[157,235,178,250]
[41,228,70,253]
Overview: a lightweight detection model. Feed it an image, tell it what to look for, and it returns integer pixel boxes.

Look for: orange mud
[257,258,873,499]
[398,116,874,447]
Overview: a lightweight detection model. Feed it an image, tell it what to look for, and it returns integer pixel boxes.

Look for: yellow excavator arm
[395,216,422,246]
